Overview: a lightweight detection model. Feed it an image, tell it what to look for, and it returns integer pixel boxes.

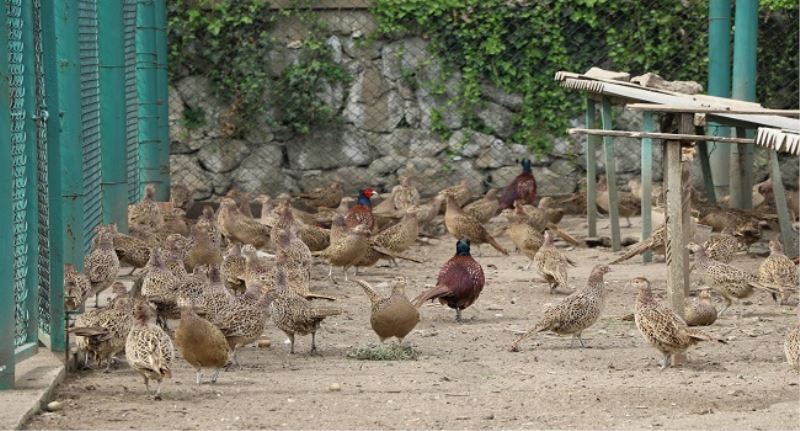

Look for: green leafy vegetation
[347,342,420,361]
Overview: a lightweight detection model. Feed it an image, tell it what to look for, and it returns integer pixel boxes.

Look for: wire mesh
[166,2,798,203]
[124,0,140,204]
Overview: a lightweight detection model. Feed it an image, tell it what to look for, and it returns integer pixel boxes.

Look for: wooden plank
[586,99,599,237]
[769,150,798,258]
[626,103,799,116]
[729,128,745,208]
[741,130,755,209]
[695,126,717,203]
[568,128,755,144]
[268,0,372,9]
[601,97,621,251]
[641,112,654,263]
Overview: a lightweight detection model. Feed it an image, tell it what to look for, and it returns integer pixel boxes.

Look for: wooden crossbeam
[626,103,800,116]
[568,128,755,144]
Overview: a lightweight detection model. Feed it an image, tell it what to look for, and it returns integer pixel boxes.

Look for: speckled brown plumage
[185,224,223,272]
[64,263,91,311]
[217,197,271,249]
[71,282,133,370]
[354,277,419,343]
[393,176,420,211]
[355,209,420,269]
[510,265,610,351]
[410,195,445,235]
[142,248,181,322]
[439,180,473,208]
[537,197,565,225]
[299,181,343,208]
[785,312,800,371]
[508,202,580,247]
[126,301,174,399]
[210,282,269,365]
[312,222,371,282]
[266,266,341,354]
[633,277,720,369]
[534,231,575,294]
[758,240,799,305]
[163,234,190,278]
[684,289,718,326]
[175,296,231,384]
[196,206,222,248]
[444,195,508,256]
[463,189,500,223]
[84,229,120,305]
[504,207,543,266]
[609,224,666,265]
[106,224,151,275]
[413,239,485,322]
[703,229,742,263]
[221,244,246,294]
[128,184,164,231]
[163,208,190,237]
[170,184,194,211]
[688,242,773,317]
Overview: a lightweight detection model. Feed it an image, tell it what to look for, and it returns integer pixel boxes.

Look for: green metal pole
[730,0,758,209]
[41,0,80,352]
[586,99,598,237]
[98,0,130,232]
[707,0,732,199]
[137,0,166,200]
[0,1,16,390]
[641,112,653,263]
[601,97,621,252]
[154,0,170,201]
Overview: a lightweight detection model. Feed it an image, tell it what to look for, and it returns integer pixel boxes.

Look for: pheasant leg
[127,267,137,276]
[625,217,632,228]
[210,368,221,383]
[153,381,163,400]
[717,297,732,317]
[143,376,151,396]
[659,353,671,370]
[310,332,318,355]
[195,370,203,385]
[525,261,532,270]
[455,308,462,322]
[288,333,296,354]
[575,333,586,348]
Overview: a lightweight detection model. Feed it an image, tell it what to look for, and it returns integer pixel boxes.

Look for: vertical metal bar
[708,0,732,198]
[136,0,164,199]
[41,0,78,352]
[98,0,129,231]
[741,135,754,209]
[585,98,598,237]
[696,127,717,202]
[769,151,797,258]
[601,97,621,251]
[730,0,758,209]
[0,0,16,390]
[730,128,753,208]
[153,0,170,201]
[641,112,653,263]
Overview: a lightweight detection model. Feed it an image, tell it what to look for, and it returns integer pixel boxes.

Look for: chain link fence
[167,0,799,203]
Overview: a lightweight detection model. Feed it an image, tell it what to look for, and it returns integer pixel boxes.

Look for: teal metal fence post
[0,1,16,389]
[137,0,168,199]
[640,112,654,263]
[586,98,598,237]
[41,0,82,352]
[154,0,170,201]
[707,0,732,199]
[98,0,130,231]
[730,0,758,209]
[601,97,621,251]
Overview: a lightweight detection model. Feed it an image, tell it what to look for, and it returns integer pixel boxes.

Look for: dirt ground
[26,216,800,430]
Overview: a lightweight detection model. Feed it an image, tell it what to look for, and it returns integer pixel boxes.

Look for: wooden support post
[769,151,798,258]
[729,127,754,208]
[641,112,654,263]
[586,99,599,237]
[696,127,717,203]
[601,97,621,251]
[741,132,754,209]
[665,114,694,367]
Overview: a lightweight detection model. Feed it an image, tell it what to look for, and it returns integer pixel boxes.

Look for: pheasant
[499,159,537,210]
[684,289,718,326]
[699,206,763,239]
[632,277,723,369]
[537,197,565,225]
[503,206,543,268]
[185,223,223,272]
[266,266,341,354]
[703,228,742,263]
[533,230,576,293]
[196,206,222,248]
[355,208,421,269]
[463,189,500,223]
[785,310,800,371]
[296,222,331,252]
[128,184,164,231]
[345,188,377,233]
[70,282,133,370]
[299,181,343,209]
[596,175,641,228]
[64,263,91,312]
[354,277,419,343]
[687,242,778,317]
[410,195,445,235]
[506,201,580,247]
[163,208,190,237]
[392,176,421,211]
[163,234,190,278]
[169,183,194,211]
[758,240,799,305]
[210,282,269,366]
[628,178,664,207]
[609,224,666,265]
[141,248,181,324]
[312,219,371,283]
[104,223,151,276]
[175,295,231,384]
[444,194,508,256]
[125,300,174,399]
[217,197,271,249]
[510,265,610,351]
[413,239,485,322]
[439,179,473,208]
[83,229,120,307]
[221,243,246,294]
[196,267,237,320]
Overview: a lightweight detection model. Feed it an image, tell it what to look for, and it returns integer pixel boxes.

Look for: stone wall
[168,8,798,201]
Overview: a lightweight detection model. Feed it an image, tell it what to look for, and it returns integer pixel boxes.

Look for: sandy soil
[26,216,799,430]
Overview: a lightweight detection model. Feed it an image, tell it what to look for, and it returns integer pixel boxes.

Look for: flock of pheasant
[64,158,799,400]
